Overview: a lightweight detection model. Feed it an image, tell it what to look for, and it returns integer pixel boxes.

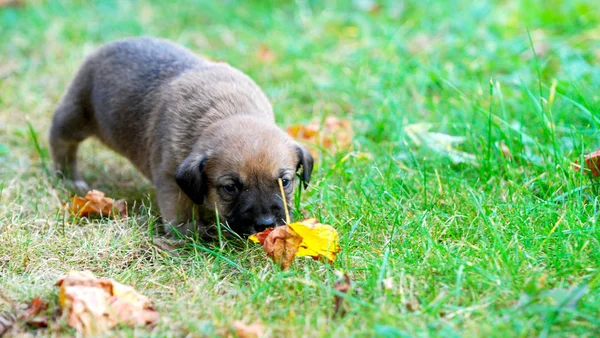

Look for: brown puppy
[49,37,313,237]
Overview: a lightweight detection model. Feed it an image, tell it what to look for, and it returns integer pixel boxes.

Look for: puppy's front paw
[163,221,219,241]
[163,221,195,238]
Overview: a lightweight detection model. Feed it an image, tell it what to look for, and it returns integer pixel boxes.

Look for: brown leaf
[521,29,551,60]
[333,274,351,316]
[262,227,302,270]
[407,33,441,55]
[249,219,341,268]
[287,117,353,158]
[405,298,420,312]
[231,320,265,338]
[248,228,274,245]
[368,3,382,14]
[57,271,159,335]
[537,272,548,289]
[26,315,49,329]
[19,297,47,322]
[0,0,23,8]
[354,0,381,13]
[0,295,48,335]
[68,190,127,218]
[499,140,513,159]
[256,45,277,63]
[572,148,600,177]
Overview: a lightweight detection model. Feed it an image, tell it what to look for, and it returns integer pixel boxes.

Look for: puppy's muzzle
[254,215,276,232]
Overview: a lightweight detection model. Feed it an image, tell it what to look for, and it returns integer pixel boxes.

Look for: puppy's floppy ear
[295,144,314,188]
[175,154,208,205]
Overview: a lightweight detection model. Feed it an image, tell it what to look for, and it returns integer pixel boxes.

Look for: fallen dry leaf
[256,45,277,63]
[521,29,551,60]
[231,320,265,338]
[407,33,441,55]
[498,140,513,160]
[405,297,420,312]
[404,123,477,165]
[289,218,341,262]
[333,274,351,316]
[26,315,49,329]
[354,0,381,14]
[287,117,353,158]
[20,297,47,322]
[0,295,48,335]
[261,226,303,270]
[57,271,159,335]
[21,297,49,329]
[572,148,600,177]
[382,277,394,291]
[68,190,127,218]
[249,219,341,269]
[0,0,23,8]
[248,228,273,245]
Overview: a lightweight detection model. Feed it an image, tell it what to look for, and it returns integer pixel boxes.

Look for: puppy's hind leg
[49,88,95,193]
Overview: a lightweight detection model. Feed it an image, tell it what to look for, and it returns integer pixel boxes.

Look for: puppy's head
[175,116,313,236]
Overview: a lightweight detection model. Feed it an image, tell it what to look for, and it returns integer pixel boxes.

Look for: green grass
[1,0,600,336]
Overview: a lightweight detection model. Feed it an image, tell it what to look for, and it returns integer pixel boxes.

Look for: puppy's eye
[281,178,291,188]
[222,183,238,194]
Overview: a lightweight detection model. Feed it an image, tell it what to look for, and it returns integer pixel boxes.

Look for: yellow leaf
[249,219,341,267]
[289,218,340,262]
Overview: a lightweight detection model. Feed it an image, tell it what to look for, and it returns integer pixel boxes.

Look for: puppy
[49,37,313,237]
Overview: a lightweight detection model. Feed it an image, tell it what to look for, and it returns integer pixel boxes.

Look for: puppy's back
[91,37,203,95]
[88,38,203,140]
[55,37,273,180]
[63,37,208,174]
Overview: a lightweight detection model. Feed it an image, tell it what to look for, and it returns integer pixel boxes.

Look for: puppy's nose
[254,216,276,232]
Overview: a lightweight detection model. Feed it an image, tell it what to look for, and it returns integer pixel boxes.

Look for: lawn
[1,0,600,336]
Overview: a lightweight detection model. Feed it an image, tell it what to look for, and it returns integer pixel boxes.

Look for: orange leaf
[56,271,159,335]
[231,320,265,338]
[262,226,302,270]
[0,296,49,335]
[248,228,273,244]
[68,190,127,218]
[572,148,600,177]
[256,45,277,63]
[20,297,47,322]
[249,219,341,267]
[333,274,351,316]
[286,117,353,158]
[0,0,23,8]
